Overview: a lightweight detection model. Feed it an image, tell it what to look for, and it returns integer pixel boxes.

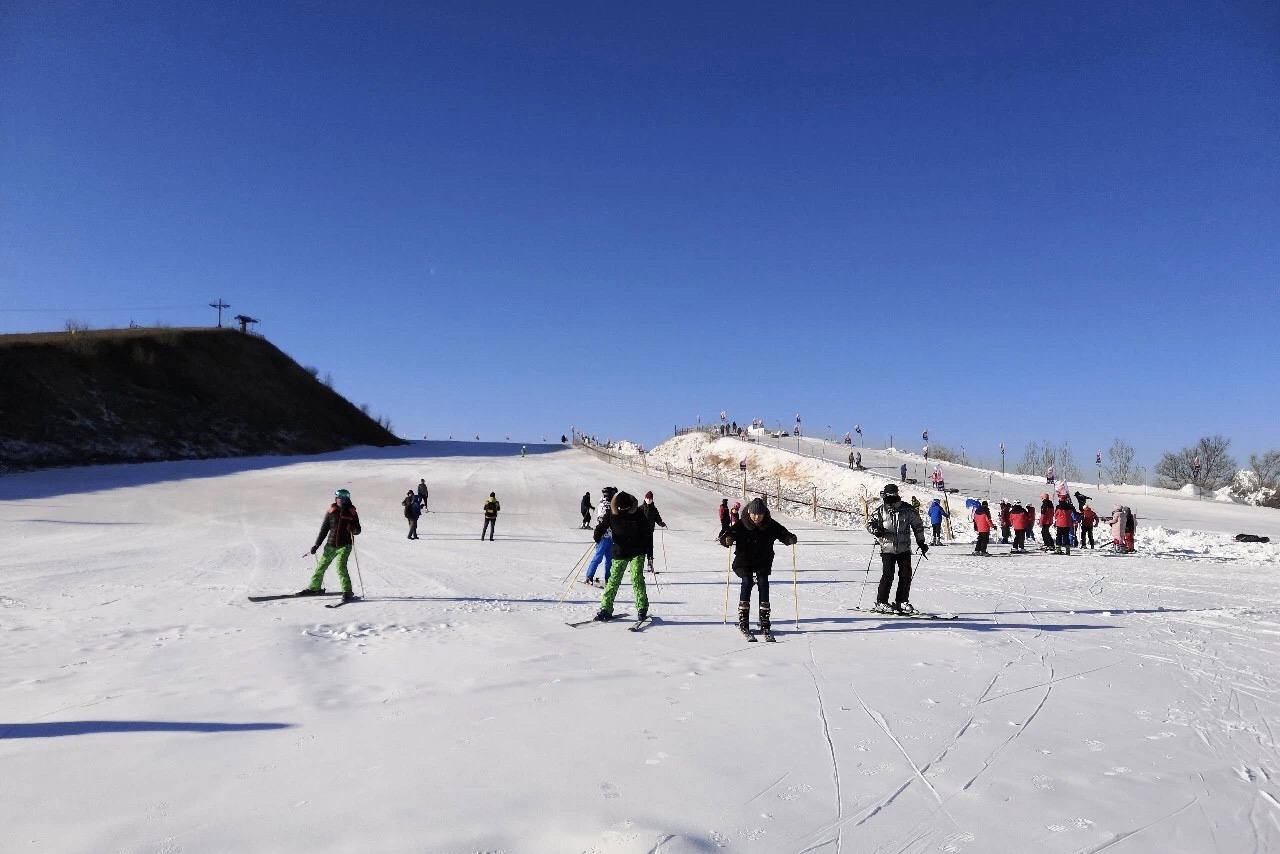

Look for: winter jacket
[718,504,731,529]
[484,497,501,519]
[1053,506,1072,528]
[998,503,1011,526]
[402,494,421,519]
[721,507,795,576]
[1040,500,1054,527]
[314,501,361,550]
[417,483,429,502]
[973,509,994,534]
[926,501,948,526]
[1081,507,1099,529]
[580,493,594,515]
[1010,506,1029,531]
[1125,508,1136,534]
[593,493,653,560]
[1110,507,1125,540]
[865,500,926,555]
[640,501,665,531]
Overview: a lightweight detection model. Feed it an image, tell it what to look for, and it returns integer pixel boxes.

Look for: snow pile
[1138,525,1277,564]
[1228,469,1277,507]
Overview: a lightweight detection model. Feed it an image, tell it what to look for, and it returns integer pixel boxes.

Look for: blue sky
[3,1,1277,468]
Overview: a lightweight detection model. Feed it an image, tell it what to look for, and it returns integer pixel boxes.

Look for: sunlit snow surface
[2,440,1277,853]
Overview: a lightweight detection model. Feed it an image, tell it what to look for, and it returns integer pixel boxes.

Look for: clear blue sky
[3,1,1277,468]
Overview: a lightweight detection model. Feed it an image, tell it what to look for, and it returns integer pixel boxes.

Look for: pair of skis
[849,607,957,621]
[565,613,655,632]
[247,591,360,609]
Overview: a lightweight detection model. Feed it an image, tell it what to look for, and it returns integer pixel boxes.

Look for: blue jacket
[927,501,948,526]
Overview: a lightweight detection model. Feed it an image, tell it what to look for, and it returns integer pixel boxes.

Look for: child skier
[719,497,797,641]
[584,486,617,584]
[1009,502,1030,552]
[973,501,994,555]
[926,497,949,545]
[1053,498,1073,554]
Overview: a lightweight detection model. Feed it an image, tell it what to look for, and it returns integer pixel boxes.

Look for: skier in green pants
[300,488,362,603]
[591,491,651,622]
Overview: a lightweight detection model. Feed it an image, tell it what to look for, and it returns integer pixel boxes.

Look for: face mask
[884,496,900,505]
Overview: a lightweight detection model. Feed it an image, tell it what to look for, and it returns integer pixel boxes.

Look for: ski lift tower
[234,314,260,334]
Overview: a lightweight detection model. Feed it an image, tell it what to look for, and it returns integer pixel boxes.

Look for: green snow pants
[308,545,353,594]
[599,555,648,614]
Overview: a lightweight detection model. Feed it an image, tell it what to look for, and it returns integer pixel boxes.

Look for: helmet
[602,486,617,496]
[335,489,351,500]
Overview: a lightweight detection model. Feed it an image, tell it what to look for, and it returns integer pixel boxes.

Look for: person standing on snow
[1039,495,1055,551]
[900,463,908,483]
[998,500,1012,544]
[720,497,797,641]
[718,498,731,535]
[1109,505,1126,549]
[926,498,949,545]
[849,450,856,469]
[730,501,741,526]
[1009,502,1030,552]
[591,491,652,622]
[1124,507,1137,552]
[972,501,994,555]
[639,490,667,571]
[416,478,429,512]
[584,486,617,584]
[481,492,500,541]
[1080,504,1099,549]
[402,490,422,539]
[300,488,362,603]
[1053,498,1074,554]
[579,492,594,529]
[865,484,929,614]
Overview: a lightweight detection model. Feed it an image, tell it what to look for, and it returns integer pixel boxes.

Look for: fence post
[665,462,671,481]
[812,485,818,520]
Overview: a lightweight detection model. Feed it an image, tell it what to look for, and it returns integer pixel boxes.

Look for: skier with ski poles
[639,491,667,572]
[719,497,797,642]
[864,483,929,614]
[590,491,652,624]
[300,488,362,603]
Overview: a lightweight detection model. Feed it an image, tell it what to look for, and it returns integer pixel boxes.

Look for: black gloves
[785,535,798,546]
[659,522,667,528]
[310,545,318,555]
[870,523,885,536]
[719,534,733,548]
[918,543,929,556]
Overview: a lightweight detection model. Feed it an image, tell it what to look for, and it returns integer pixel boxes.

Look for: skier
[521,445,526,458]
[481,492,500,541]
[864,484,929,614]
[1039,495,1055,551]
[719,497,797,641]
[1053,498,1073,554]
[848,450,856,469]
[1080,504,1099,549]
[855,451,863,470]
[997,500,1012,544]
[579,492,594,529]
[1124,506,1137,552]
[730,501,741,526]
[900,463,908,483]
[401,490,422,539]
[584,487,617,584]
[1109,505,1126,550]
[591,491,652,623]
[1046,464,1055,485]
[718,498,731,535]
[300,488,361,603]
[926,497,949,545]
[416,478,430,512]
[972,501,994,555]
[1009,502,1030,552]
[1073,490,1091,512]
[639,490,667,571]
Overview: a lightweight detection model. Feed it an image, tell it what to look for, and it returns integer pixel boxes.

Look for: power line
[0,305,199,313]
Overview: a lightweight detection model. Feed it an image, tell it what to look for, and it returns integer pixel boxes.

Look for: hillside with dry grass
[0,327,402,472]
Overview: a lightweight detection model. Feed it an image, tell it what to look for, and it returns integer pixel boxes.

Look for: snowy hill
[2,440,1278,852]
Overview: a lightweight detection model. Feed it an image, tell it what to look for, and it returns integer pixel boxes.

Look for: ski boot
[295,588,326,597]
[592,609,614,622]
[737,601,756,642]
[871,601,896,614]
[895,602,918,616]
[341,591,359,603]
[759,603,775,642]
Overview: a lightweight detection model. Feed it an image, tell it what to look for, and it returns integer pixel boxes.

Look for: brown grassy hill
[0,327,403,472]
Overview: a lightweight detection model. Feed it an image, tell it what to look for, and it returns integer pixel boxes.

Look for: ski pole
[557,544,594,604]
[660,527,669,573]
[723,542,732,624]
[791,543,800,629]
[350,537,365,598]
[853,542,876,611]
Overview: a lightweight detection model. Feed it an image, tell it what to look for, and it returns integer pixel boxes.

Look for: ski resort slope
[2,442,1278,853]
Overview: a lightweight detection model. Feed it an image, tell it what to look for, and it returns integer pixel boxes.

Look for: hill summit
[0,327,401,472]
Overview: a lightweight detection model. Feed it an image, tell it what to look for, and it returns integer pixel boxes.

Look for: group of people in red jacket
[970,492,1110,555]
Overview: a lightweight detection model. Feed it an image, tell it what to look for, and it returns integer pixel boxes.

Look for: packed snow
[2,439,1278,853]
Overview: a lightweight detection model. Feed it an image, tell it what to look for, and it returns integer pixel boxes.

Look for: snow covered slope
[2,441,1278,853]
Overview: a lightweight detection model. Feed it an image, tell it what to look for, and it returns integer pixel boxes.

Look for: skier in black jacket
[301,488,362,602]
[591,491,652,622]
[720,497,796,641]
[579,492,594,529]
[639,490,666,570]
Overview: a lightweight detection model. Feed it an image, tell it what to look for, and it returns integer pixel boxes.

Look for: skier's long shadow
[0,721,292,739]
[797,616,1116,634]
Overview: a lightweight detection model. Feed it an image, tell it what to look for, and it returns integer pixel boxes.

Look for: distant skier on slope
[580,492,594,529]
[639,491,667,571]
[926,498,949,545]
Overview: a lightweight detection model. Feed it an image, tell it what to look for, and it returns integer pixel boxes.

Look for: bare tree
[930,443,969,465]
[1055,442,1082,481]
[1016,440,1047,476]
[1155,435,1236,490]
[1103,438,1146,485]
[1249,450,1280,489]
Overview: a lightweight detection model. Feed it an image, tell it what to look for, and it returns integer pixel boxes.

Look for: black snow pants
[878,552,913,604]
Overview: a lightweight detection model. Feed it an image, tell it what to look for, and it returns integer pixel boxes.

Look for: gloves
[919,543,929,556]
[659,522,667,528]
[785,535,798,546]
[719,534,733,548]
[870,523,885,537]
[310,545,318,555]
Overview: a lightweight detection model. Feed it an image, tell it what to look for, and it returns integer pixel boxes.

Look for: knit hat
[644,491,653,500]
[489,492,495,498]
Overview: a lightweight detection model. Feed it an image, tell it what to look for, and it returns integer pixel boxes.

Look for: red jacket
[998,504,1011,525]
[1081,507,1098,528]
[1010,509,1029,531]
[1053,507,1072,528]
[974,511,993,533]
